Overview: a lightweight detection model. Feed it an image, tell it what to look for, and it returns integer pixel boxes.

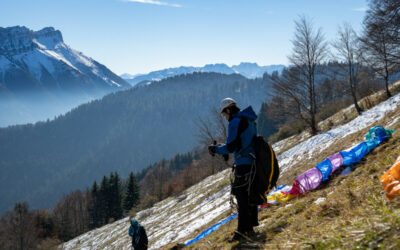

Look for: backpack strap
[266,142,276,192]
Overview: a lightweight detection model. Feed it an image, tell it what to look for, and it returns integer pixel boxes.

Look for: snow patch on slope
[277,93,400,174]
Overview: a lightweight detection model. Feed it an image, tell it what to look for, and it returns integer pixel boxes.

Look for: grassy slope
[186,85,400,249]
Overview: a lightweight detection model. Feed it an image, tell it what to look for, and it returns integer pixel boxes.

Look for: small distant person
[208,98,258,242]
[129,218,148,250]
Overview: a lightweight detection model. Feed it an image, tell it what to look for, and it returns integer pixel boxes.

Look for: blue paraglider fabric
[185,213,238,246]
[340,150,357,166]
[351,142,369,163]
[340,166,353,176]
[366,126,389,144]
[366,139,379,152]
[316,158,333,182]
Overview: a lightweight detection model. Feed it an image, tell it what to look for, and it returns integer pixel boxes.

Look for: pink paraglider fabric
[295,167,322,194]
[328,152,344,173]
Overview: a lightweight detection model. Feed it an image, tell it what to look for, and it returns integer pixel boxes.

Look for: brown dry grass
[188,132,400,249]
[183,85,400,249]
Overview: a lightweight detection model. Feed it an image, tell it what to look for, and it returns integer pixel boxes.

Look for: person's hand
[208,145,216,156]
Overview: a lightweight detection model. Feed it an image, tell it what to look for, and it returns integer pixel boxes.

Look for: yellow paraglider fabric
[380,156,400,200]
[267,192,296,203]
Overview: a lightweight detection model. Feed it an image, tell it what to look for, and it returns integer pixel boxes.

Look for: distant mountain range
[121,63,285,86]
[0,26,130,127]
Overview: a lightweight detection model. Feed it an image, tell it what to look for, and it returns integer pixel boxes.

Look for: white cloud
[353,7,367,12]
[124,0,182,8]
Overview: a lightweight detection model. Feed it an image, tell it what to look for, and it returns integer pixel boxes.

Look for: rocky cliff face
[0,26,129,93]
[0,26,63,53]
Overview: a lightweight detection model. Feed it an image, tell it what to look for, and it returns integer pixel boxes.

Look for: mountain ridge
[0,26,130,127]
[121,63,285,86]
[0,26,130,91]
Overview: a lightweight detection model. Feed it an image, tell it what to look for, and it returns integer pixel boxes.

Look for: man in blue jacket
[208,98,258,242]
[129,218,148,250]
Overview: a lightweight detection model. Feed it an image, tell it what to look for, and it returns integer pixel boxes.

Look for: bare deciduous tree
[360,0,400,97]
[272,16,328,135]
[332,23,363,114]
[195,108,231,173]
[195,108,228,146]
[0,202,38,250]
[52,191,90,241]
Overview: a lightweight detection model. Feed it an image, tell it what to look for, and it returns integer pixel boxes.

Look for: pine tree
[109,172,123,220]
[123,172,140,212]
[88,181,100,228]
[99,176,109,224]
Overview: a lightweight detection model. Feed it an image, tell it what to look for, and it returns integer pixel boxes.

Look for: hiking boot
[228,231,244,243]
[245,229,256,237]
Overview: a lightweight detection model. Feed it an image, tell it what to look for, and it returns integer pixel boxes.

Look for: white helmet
[220,97,237,113]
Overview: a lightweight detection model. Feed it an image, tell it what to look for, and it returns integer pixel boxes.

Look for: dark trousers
[232,164,258,233]
[132,227,148,250]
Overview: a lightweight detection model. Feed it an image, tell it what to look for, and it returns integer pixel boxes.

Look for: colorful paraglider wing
[366,139,379,152]
[340,142,368,166]
[340,166,353,176]
[351,142,369,162]
[295,167,322,194]
[340,150,356,166]
[289,180,301,195]
[385,129,395,138]
[266,185,294,204]
[366,126,384,140]
[266,185,290,196]
[275,192,296,203]
[327,152,344,173]
[366,126,390,143]
[316,158,333,182]
[185,213,238,246]
[380,156,400,200]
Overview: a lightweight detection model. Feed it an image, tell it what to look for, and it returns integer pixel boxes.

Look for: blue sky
[1,0,367,75]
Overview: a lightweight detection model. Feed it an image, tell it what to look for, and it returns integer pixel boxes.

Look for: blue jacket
[129,220,139,238]
[129,220,148,249]
[215,106,257,166]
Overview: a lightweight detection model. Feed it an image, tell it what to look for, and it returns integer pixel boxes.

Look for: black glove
[208,145,216,156]
[223,154,229,162]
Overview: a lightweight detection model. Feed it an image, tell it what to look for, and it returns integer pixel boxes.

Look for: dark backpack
[132,225,148,250]
[249,135,279,205]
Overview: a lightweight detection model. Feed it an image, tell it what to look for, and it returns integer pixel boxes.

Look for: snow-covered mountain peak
[34,27,63,50]
[237,62,259,67]
[122,63,285,86]
[0,26,63,54]
[0,25,129,97]
[201,63,235,74]
[0,26,34,53]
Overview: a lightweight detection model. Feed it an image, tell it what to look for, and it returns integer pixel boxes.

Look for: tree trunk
[351,87,363,114]
[384,72,392,98]
[311,114,317,135]
[349,64,362,114]
[383,36,392,98]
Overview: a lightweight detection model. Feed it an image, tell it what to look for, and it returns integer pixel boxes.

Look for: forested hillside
[0,72,270,213]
